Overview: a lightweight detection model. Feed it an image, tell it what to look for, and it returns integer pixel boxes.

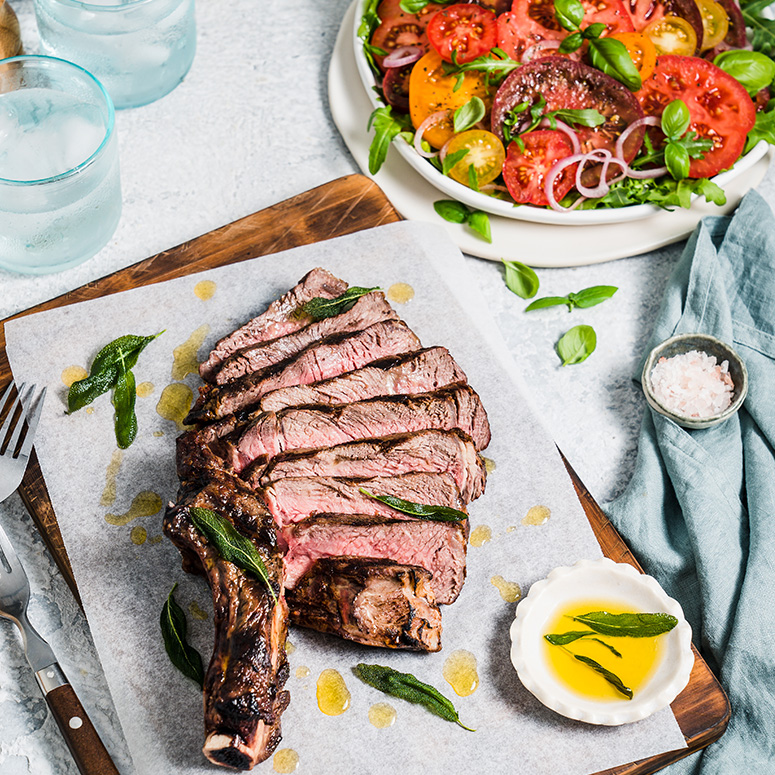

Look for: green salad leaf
[453,96,486,133]
[367,106,414,175]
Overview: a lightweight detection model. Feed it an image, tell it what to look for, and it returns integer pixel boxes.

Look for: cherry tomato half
[502,129,577,206]
[635,54,756,177]
[426,4,498,64]
[644,15,698,55]
[626,0,704,53]
[444,129,506,187]
[694,0,729,50]
[610,32,657,81]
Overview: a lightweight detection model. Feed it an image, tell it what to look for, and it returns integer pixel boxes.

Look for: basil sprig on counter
[354,663,474,730]
[189,507,277,603]
[359,488,468,522]
[571,611,679,637]
[160,583,204,688]
[302,286,380,321]
[556,325,597,366]
[433,199,492,242]
[68,331,163,449]
[502,259,540,299]
[526,285,618,312]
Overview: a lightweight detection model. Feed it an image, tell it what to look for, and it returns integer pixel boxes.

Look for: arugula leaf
[358,0,384,74]
[453,96,486,133]
[571,611,678,637]
[502,259,540,299]
[433,199,492,242]
[359,488,468,522]
[546,108,605,129]
[742,0,775,57]
[441,48,521,88]
[746,108,775,152]
[160,583,204,687]
[367,106,414,175]
[556,325,597,365]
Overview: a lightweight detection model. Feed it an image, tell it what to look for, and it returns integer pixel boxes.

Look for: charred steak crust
[200,268,349,381]
[286,557,443,652]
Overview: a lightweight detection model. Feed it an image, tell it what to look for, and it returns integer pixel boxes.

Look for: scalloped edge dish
[510,557,694,725]
[351,0,770,227]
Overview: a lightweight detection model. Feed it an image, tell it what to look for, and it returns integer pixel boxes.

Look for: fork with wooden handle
[0,382,120,775]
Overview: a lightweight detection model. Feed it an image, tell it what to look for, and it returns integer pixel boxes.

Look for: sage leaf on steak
[160,583,204,688]
[359,488,468,522]
[112,364,138,450]
[189,507,277,603]
[354,663,475,731]
[572,653,633,699]
[501,259,539,299]
[571,611,679,637]
[302,287,381,321]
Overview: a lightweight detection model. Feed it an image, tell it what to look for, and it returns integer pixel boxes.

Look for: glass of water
[34,0,196,109]
[0,55,122,274]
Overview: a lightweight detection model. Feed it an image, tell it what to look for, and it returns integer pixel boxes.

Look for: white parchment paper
[5,222,686,775]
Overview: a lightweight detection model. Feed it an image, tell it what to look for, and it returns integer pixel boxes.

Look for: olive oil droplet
[285,640,296,655]
[156,383,193,430]
[296,666,310,679]
[189,601,209,621]
[172,324,210,380]
[100,450,123,507]
[61,365,88,387]
[443,650,479,697]
[469,525,492,547]
[194,280,217,301]
[481,456,496,474]
[136,381,154,398]
[105,491,163,527]
[316,668,351,716]
[153,430,164,437]
[387,282,415,304]
[368,702,397,728]
[147,535,164,545]
[273,748,299,774]
[523,505,551,526]
[130,526,147,545]
[490,575,522,603]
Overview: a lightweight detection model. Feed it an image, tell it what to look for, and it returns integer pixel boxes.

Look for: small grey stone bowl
[641,333,748,430]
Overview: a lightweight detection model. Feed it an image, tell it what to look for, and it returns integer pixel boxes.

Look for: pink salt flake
[649,349,735,418]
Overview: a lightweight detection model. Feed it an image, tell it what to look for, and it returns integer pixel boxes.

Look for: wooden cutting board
[0,174,728,775]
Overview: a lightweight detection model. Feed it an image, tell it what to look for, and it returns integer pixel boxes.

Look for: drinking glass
[34,0,196,109]
[0,56,122,274]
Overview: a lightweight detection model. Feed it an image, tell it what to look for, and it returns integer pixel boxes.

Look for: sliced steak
[213,292,398,385]
[255,429,486,503]
[230,385,491,473]
[259,347,467,413]
[200,268,348,381]
[286,557,443,650]
[282,513,467,604]
[163,472,288,770]
[187,320,422,425]
[259,472,465,528]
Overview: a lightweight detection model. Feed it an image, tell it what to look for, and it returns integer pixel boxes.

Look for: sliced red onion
[544,154,585,212]
[615,115,660,160]
[480,183,510,194]
[522,39,561,64]
[540,117,581,155]
[626,165,669,179]
[575,149,628,199]
[383,46,424,69]
[413,111,448,158]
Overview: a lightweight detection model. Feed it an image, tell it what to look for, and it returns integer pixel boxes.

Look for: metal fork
[0,382,119,775]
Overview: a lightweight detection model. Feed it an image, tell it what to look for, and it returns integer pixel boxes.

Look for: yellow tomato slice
[610,32,658,82]
[694,0,729,50]
[644,15,698,56]
[443,129,506,187]
[409,50,493,149]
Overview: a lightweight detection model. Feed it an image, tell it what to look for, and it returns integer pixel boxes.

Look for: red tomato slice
[370,0,441,70]
[635,55,756,177]
[502,129,577,206]
[624,0,703,53]
[426,4,498,64]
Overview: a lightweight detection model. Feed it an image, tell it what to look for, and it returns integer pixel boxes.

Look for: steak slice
[282,513,467,604]
[213,291,398,385]
[259,347,467,413]
[200,268,348,381]
[286,557,443,650]
[255,429,486,503]
[230,385,491,473]
[163,473,289,770]
[259,472,465,528]
[187,320,422,424]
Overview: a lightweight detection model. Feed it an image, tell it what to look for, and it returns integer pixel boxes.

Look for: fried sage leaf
[571,611,678,637]
[359,488,468,522]
[160,583,204,688]
[302,287,380,321]
[188,507,277,603]
[354,663,474,731]
[545,631,624,657]
[572,653,633,699]
[112,364,138,450]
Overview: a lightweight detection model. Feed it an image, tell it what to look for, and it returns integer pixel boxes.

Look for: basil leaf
[467,163,480,191]
[549,108,605,128]
[572,654,633,699]
[661,99,690,140]
[571,611,678,637]
[454,96,486,133]
[443,148,470,176]
[160,583,204,688]
[582,21,607,39]
[665,142,690,180]
[467,210,492,243]
[569,285,618,308]
[558,31,584,53]
[715,49,775,94]
[588,38,642,91]
[354,663,475,731]
[525,296,571,311]
[502,259,540,299]
[434,199,469,223]
[556,324,597,365]
[367,106,413,175]
[189,507,278,603]
[544,630,596,646]
[554,0,585,31]
[400,0,429,11]
[302,287,380,320]
[113,364,138,450]
[359,488,468,522]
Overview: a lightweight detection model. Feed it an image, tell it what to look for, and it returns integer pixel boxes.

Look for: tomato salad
[360,0,775,213]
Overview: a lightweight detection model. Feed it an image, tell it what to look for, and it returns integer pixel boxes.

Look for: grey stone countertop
[2,1,774,773]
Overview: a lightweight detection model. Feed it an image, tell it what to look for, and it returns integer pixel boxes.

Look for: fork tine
[0,382,15,416]
[7,384,33,456]
[0,522,23,577]
[0,382,25,451]
[18,387,46,460]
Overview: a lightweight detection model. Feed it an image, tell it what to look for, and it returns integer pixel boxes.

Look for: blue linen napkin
[604,190,775,775]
